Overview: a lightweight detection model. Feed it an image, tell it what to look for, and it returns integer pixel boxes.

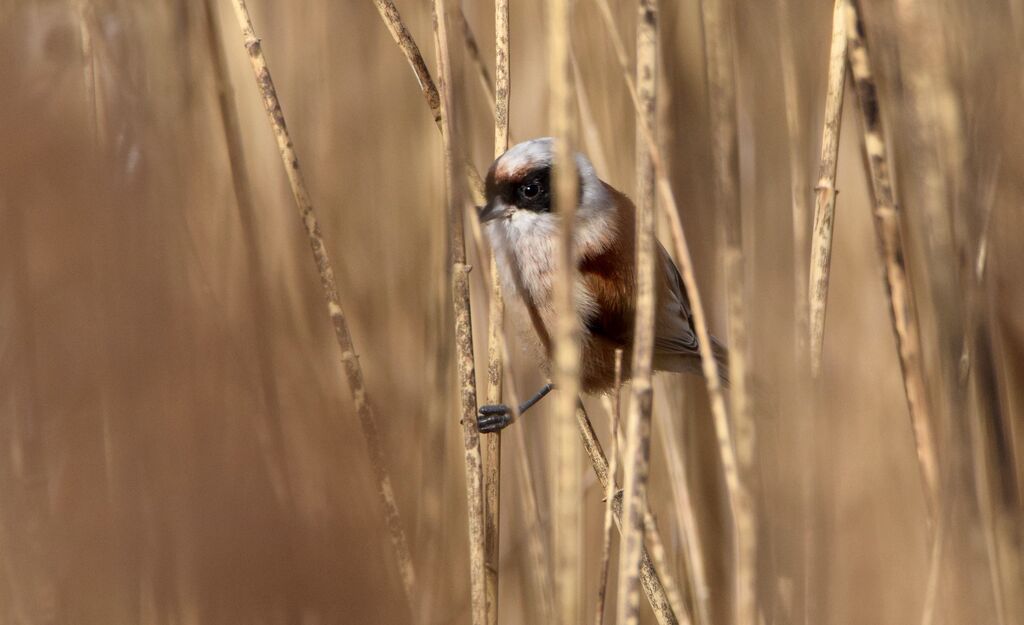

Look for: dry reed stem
[776,0,810,363]
[596,350,624,625]
[372,0,485,203]
[653,384,711,625]
[548,1,584,622]
[593,4,750,620]
[616,1,659,623]
[808,0,847,376]
[699,0,757,622]
[843,0,940,519]
[483,3,510,623]
[432,2,487,624]
[570,50,612,177]
[577,403,680,625]
[202,0,293,506]
[641,510,689,624]
[373,0,441,126]
[458,8,496,114]
[226,0,418,612]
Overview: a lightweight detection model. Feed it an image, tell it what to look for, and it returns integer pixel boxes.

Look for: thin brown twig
[617,1,659,623]
[226,0,418,613]
[483,2,510,623]
[596,350,624,625]
[431,2,487,624]
[807,0,848,376]
[843,0,940,521]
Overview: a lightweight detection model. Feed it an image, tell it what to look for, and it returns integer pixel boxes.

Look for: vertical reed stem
[808,0,847,375]
[616,2,658,623]
[596,350,625,625]
[483,3,510,623]
[431,2,487,623]
[843,0,940,520]
[699,0,757,622]
[227,0,418,613]
[548,1,583,622]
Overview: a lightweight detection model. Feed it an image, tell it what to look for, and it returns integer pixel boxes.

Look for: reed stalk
[596,350,624,625]
[616,1,658,623]
[226,0,418,614]
[807,0,847,375]
[548,1,584,622]
[699,1,757,622]
[483,2,510,623]
[842,0,940,520]
[431,2,487,623]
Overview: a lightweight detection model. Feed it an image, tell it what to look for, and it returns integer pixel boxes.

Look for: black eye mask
[514,168,551,212]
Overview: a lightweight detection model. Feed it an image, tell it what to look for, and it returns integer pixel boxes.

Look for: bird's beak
[478,199,509,223]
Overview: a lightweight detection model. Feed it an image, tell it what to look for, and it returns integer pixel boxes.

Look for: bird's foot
[477,404,513,433]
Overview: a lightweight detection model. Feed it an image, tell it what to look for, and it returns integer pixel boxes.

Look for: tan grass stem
[458,8,496,115]
[596,350,625,625]
[548,1,584,622]
[483,3,511,623]
[432,2,487,623]
[699,1,757,621]
[227,0,418,613]
[807,0,847,376]
[843,0,940,520]
[776,0,810,363]
[616,2,659,623]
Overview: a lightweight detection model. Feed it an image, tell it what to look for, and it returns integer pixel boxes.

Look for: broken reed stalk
[808,0,847,376]
[593,0,752,619]
[431,2,487,624]
[699,0,757,622]
[596,350,624,625]
[226,0,418,613]
[843,0,940,520]
[377,6,677,619]
[616,1,659,623]
[548,0,584,622]
[202,0,293,506]
[776,0,810,362]
[483,2,510,623]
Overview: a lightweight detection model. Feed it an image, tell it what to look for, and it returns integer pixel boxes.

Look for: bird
[476,137,728,433]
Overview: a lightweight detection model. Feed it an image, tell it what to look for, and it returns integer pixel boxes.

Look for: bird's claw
[477,404,513,433]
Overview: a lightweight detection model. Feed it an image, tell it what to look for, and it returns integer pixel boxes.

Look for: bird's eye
[518,182,543,201]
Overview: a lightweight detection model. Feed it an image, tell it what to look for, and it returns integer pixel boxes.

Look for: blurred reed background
[1,0,1021,624]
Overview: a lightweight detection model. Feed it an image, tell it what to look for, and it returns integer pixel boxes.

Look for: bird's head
[479,137,612,231]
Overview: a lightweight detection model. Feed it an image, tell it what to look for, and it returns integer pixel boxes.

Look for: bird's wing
[653,242,700,356]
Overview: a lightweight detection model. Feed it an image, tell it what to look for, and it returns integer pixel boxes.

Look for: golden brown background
[1,0,1021,623]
